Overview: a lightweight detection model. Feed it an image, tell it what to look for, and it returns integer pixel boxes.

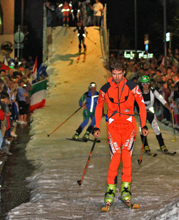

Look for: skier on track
[73,20,88,54]
[60,1,72,27]
[73,82,98,141]
[138,75,172,154]
[93,60,149,209]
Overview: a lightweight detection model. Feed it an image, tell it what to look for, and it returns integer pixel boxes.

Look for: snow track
[7,26,179,220]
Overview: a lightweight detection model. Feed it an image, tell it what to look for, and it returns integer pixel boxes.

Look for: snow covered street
[7,26,179,220]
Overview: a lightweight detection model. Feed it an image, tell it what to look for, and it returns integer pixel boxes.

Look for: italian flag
[29,79,47,112]
[32,57,38,81]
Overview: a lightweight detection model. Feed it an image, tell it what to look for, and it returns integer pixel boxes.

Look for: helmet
[140,75,150,83]
[89,82,96,89]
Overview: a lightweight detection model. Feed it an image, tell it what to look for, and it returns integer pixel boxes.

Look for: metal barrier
[101,4,109,69]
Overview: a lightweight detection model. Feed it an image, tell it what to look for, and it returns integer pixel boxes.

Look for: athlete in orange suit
[60,1,72,27]
[93,60,149,206]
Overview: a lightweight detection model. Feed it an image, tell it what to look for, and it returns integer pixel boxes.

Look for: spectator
[7,79,18,137]
[0,97,5,155]
[86,0,93,26]
[56,2,63,26]
[45,1,55,27]
[27,55,34,66]
[90,0,103,27]
[161,80,171,124]
[174,48,179,63]
[172,73,179,102]
[17,80,29,124]
[150,79,156,89]
[23,78,32,124]
[0,92,12,156]
[109,54,115,66]
[81,1,87,27]
[71,0,80,26]
[170,97,179,128]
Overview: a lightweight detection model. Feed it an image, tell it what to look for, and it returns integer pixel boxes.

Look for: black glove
[73,29,76,32]
[92,127,100,135]
[142,125,148,130]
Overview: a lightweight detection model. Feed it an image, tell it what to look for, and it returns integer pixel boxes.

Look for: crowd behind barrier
[45,0,104,28]
[109,50,179,129]
[0,57,48,156]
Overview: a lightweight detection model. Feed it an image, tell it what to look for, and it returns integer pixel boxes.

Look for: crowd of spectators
[0,57,36,156]
[45,0,104,28]
[109,49,179,129]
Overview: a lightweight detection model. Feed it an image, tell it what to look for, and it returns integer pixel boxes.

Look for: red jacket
[0,109,5,121]
[61,3,72,16]
[95,76,147,129]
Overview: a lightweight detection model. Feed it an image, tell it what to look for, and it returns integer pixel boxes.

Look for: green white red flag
[29,79,47,112]
[32,57,38,82]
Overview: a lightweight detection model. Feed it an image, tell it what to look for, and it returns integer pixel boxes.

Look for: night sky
[14,0,179,63]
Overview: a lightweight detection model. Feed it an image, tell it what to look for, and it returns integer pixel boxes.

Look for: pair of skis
[66,138,101,143]
[144,149,176,157]
[144,151,157,157]
[77,52,86,63]
[157,149,176,156]
[101,199,140,212]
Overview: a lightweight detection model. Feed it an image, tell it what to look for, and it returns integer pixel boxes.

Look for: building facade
[0,0,15,61]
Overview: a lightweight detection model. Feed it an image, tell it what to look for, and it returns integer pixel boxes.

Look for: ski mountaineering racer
[73,20,88,54]
[59,1,72,27]
[73,82,99,141]
[138,75,173,154]
[93,60,149,210]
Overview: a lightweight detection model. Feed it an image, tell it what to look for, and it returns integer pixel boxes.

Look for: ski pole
[138,136,146,165]
[171,111,176,142]
[47,106,83,137]
[86,36,96,45]
[77,138,97,186]
[71,31,75,43]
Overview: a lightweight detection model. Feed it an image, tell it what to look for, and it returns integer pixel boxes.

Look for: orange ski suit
[62,3,72,24]
[95,76,147,184]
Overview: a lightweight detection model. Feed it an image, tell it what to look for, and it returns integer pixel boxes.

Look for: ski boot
[63,24,65,27]
[101,184,116,212]
[78,49,81,55]
[104,184,116,205]
[121,182,131,203]
[143,145,151,154]
[66,24,69,27]
[72,126,82,140]
[73,132,79,140]
[83,131,90,141]
[160,145,168,153]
